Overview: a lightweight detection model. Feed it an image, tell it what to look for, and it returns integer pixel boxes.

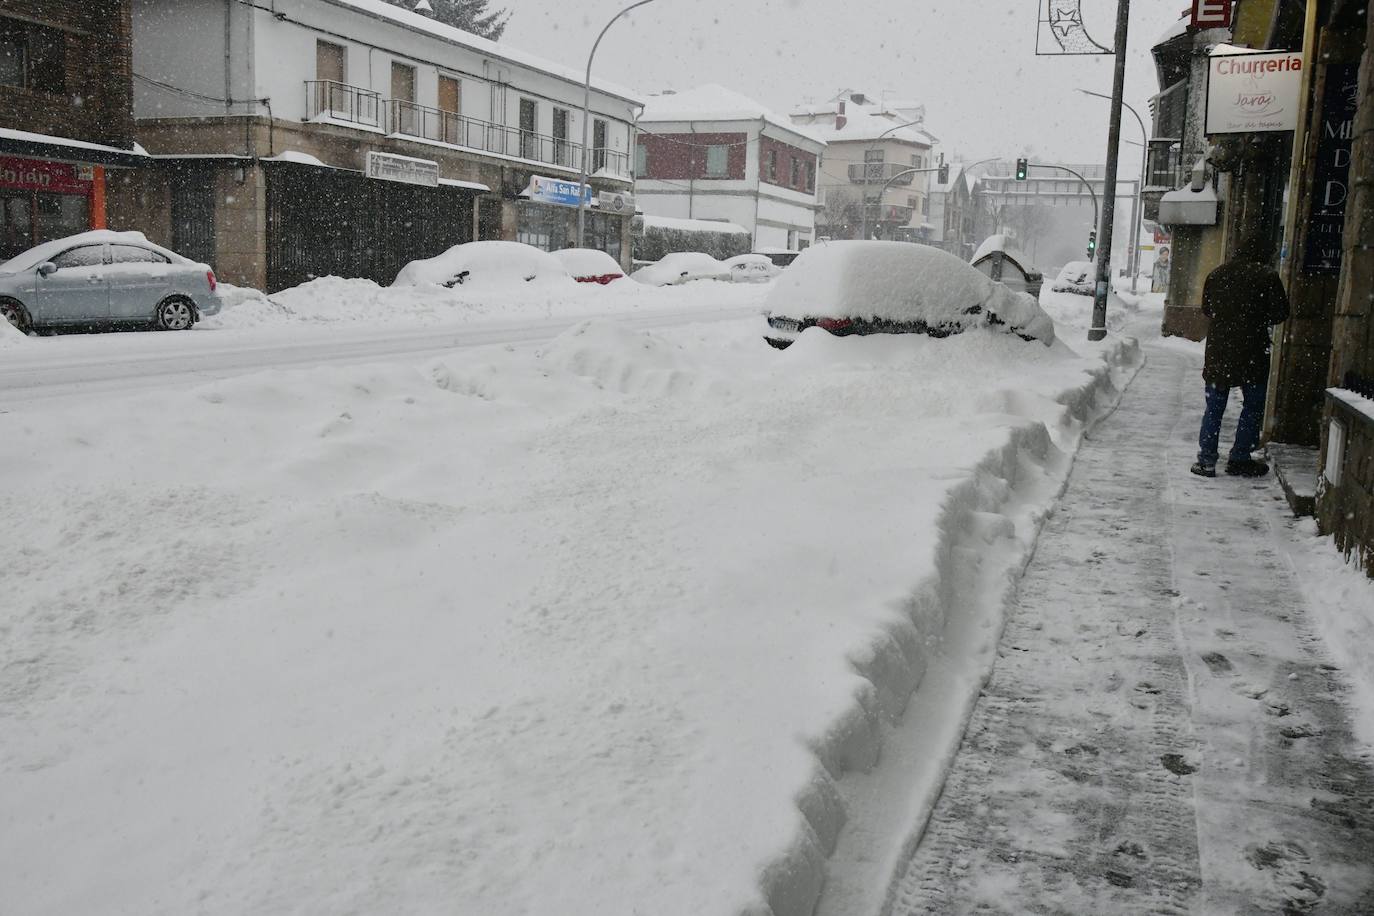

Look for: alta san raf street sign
[523,175,594,208]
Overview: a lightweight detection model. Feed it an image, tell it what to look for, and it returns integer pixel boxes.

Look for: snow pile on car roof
[0,230,198,274]
[393,240,573,288]
[1052,260,1095,295]
[767,241,1055,344]
[550,248,625,279]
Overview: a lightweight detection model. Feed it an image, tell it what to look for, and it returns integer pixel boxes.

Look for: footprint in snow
[1160,753,1198,776]
[1200,652,1235,676]
[1244,840,1326,914]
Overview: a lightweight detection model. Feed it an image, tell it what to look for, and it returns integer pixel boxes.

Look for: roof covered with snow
[639,214,750,235]
[639,85,827,146]
[321,0,642,105]
[787,99,934,146]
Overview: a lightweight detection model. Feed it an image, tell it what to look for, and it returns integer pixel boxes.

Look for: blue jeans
[1198,382,1266,466]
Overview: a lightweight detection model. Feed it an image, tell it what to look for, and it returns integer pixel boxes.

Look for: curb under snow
[744,334,1146,916]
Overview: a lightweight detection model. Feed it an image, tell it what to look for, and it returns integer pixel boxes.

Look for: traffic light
[1015,157,1029,181]
[1086,230,1097,258]
[938,163,950,184]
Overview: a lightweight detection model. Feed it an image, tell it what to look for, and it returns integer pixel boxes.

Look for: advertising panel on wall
[1303,63,1360,274]
[1205,47,1304,134]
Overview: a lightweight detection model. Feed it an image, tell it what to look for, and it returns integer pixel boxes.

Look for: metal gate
[170,171,217,267]
[266,163,476,292]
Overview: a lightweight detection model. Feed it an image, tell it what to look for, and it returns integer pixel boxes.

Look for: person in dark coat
[1191,234,1290,478]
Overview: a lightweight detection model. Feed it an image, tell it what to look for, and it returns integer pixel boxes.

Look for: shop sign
[1191,0,1232,29]
[0,156,94,194]
[597,190,634,214]
[524,175,593,208]
[1303,63,1359,274]
[365,151,439,187]
[1205,50,1304,134]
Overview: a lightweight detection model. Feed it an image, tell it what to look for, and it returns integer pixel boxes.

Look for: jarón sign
[1206,48,1303,134]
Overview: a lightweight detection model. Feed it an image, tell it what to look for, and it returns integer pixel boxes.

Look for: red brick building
[0,0,145,261]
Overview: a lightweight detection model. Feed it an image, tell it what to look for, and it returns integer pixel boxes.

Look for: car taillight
[206,269,217,292]
[815,317,853,332]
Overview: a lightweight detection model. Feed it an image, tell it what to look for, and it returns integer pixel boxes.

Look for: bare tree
[819,190,863,240]
[998,203,1054,255]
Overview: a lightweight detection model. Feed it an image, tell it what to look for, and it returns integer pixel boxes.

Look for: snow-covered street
[2,279,1138,915]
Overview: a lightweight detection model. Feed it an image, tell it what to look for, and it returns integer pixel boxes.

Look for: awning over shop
[0,127,149,169]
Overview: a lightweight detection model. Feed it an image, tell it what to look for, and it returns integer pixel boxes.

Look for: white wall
[133,0,256,122]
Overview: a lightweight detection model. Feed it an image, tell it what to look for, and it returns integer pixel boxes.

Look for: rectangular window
[864,149,884,162]
[790,156,800,187]
[390,62,417,135]
[390,62,415,102]
[767,149,777,182]
[519,98,537,160]
[634,142,647,176]
[705,144,729,177]
[316,40,346,83]
[438,75,461,144]
[552,108,569,166]
[0,18,65,93]
[805,162,815,191]
[593,119,608,172]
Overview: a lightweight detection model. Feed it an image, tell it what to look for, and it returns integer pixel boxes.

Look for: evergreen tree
[384,0,511,41]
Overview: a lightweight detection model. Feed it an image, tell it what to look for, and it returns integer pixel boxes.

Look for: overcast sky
[506,0,1185,171]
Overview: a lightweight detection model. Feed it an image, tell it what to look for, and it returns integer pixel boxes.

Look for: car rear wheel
[155,297,196,331]
[1,297,30,333]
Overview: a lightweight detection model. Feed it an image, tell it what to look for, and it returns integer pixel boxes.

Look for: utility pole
[1090,0,1131,342]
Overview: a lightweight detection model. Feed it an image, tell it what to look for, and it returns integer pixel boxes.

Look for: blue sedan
[0,230,222,333]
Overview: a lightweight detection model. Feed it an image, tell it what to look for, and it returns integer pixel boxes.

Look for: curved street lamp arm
[576,0,660,248]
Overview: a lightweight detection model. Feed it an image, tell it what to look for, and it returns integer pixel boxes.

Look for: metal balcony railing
[848,162,915,184]
[306,80,382,128]
[1145,138,1184,190]
[387,100,630,175]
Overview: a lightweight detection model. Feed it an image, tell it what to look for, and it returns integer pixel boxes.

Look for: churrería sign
[1205,47,1304,134]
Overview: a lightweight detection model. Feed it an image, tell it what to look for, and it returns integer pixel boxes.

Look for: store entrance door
[0,191,33,262]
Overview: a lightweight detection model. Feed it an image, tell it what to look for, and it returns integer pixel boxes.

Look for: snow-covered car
[723,253,782,283]
[1052,260,1096,296]
[754,248,802,268]
[0,230,221,333]
[550,248,626,284]
[762,240,1056,350]
[630,252,732,286]
[393,240,571,288]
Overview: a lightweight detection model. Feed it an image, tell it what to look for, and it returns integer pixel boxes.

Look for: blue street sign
[526,175,594,208]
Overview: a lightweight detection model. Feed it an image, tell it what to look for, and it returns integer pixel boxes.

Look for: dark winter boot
[1190,462,1217,478]
[1225,459,1269,478]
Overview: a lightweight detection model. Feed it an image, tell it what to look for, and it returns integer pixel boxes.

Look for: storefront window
[515,200,622,263]
[0,158,95,260]
[35,192,89,245]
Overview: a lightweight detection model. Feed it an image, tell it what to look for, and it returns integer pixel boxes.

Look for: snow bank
[0,315,26,348]
[392,240,572,288]
[0,312,1142,916]
[1287,519,1374,747]
[204,272,766,330]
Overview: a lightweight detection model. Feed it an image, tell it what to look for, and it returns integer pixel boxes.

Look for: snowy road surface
[0,303,762,406]
[885,332,1374,915]
[1,292,1138,915]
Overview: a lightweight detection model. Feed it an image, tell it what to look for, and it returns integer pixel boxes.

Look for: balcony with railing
[306,80,382,129]
[848,162,915,185]
[384,98,630,176]
[1141,137,1184,222]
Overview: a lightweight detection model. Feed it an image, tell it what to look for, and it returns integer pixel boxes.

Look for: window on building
[864,149,884,162]
[705,144,729,178]
[922,196,930,216]
[0,18,65,94]
[316,40,346,84]
[805,162,815,192]
[767,149,777,182]
[553,108,570,166]
[790,156,801,187]
[519,98,538,160]
[634,142,648,177]
[390,62,417,134]
[438,75,461,144]
[592,119,608,172]
[908,196,918,210]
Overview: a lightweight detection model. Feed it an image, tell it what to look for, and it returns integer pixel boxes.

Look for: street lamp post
[576,0,659,249]
[1080,87,1148,293]
[1087,0,1132,342]
[859,117,925,241]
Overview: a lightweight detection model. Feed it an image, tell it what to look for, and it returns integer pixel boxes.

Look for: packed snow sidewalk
[886,326,1374,915]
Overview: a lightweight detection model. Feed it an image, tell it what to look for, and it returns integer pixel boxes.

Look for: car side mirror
[37,261,57,277]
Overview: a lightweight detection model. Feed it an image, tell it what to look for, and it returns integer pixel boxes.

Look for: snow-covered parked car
[723,253,782,283]
[762,240,1056,350]
[630,252,732,287]
[1052,260,1096,296]
[550,248,626,284]
[0,230,221,333]
[393,241,571,288]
